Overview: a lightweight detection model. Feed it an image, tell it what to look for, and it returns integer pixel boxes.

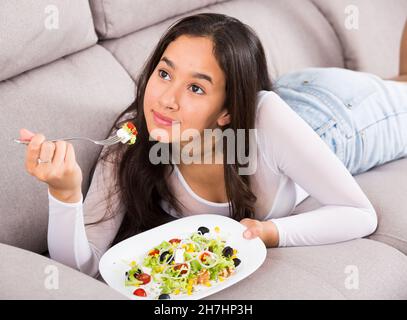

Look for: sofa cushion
[89,0,229,40]
[0,0,97,82]
[0,243,126,299]
[355,158,407,255]
[205,239,407,299]
[293,157,407,256]
[311,0,407,78]
[101,0,344,82]
[0,45,135,253]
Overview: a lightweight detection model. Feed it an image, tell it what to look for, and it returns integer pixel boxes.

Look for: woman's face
[144,35,230,145]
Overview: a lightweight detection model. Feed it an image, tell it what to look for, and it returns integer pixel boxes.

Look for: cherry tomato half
[136,273,151,285]
[169,238,181,244]
[200,252,211,262]
[174,263,189,275]
[149,249,159,256]
[133,288,147,297]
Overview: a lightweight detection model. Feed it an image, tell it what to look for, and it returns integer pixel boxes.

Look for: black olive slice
[222,246,233,258]
[159,251,174,263]
[233,258,241,267]
[198,226,210,235]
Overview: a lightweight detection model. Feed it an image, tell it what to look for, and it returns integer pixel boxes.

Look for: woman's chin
[148,121,185,144]
[148,128,172,143]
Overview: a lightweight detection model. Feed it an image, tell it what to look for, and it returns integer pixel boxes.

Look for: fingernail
[20,128,35,140]
[244,230,252,238]
[20,128,33,134]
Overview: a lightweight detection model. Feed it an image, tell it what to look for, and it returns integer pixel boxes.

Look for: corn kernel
[187,285,193,295]
[174,289,180,295]
[214,226,220,233]
[218,276,224,282]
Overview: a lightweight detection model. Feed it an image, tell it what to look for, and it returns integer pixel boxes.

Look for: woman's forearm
[268,205,377,247]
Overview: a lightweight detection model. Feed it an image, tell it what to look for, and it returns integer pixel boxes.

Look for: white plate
[99,214,267,300]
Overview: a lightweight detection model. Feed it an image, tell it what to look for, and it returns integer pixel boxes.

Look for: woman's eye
[190,84,204,95]
[158,70,170,80]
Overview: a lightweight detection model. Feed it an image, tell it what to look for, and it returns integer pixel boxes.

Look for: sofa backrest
[0,0,97,82]
[311,0,407,79]
[89,0,230,39]
[99,0,346,81]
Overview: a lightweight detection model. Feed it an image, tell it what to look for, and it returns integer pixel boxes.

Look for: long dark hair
[88,13,273,246]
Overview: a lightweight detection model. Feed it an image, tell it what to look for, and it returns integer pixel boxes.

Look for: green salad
[124,226,241,299]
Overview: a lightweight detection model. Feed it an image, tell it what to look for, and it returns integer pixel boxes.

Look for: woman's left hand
[240,218,280,248]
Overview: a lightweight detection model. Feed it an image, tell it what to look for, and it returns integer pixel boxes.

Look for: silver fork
[13,134,123,146]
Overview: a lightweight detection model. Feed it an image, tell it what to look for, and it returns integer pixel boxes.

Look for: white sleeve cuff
[48,188,83,209]
[269,218,287,247]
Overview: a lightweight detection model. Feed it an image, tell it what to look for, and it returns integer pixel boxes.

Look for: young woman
[20,14,407,277]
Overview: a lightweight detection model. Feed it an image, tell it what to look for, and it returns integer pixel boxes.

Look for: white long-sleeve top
[47,90,378,278]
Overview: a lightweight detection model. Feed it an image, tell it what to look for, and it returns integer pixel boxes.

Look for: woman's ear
[217,109,231,127]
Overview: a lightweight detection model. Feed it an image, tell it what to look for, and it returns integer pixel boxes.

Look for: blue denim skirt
[273,68,407,175]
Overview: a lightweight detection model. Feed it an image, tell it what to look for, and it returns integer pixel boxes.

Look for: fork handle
[13,137,92,145]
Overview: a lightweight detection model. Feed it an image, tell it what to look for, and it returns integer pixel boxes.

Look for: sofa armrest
[0,243,127,300]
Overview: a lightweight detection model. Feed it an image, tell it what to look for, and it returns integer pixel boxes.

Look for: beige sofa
[1,0,407,299]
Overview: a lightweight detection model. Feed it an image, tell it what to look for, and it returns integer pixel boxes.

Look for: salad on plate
[124,226,241,299]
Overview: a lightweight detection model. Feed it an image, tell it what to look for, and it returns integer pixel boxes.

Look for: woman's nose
[158,88,180,111]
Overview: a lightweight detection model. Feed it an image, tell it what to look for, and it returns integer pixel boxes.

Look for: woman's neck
[174,131,229,203]
[178,161,224,184]
[177,161,228,204]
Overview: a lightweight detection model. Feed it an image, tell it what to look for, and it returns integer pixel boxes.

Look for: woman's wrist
[262,220,280,248]
[49,187,82,203]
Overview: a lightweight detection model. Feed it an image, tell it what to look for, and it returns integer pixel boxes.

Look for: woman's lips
[152,110,179,126]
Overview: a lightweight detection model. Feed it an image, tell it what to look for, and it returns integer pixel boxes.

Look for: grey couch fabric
[311,0,407,79]
[1,0,407,299]
[206,239,407,300]
[0,0,97,82]
[89,0,229,39]
[0,243,126,300]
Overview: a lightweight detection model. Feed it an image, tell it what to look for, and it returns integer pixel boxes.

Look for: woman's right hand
[21,128,83,203]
